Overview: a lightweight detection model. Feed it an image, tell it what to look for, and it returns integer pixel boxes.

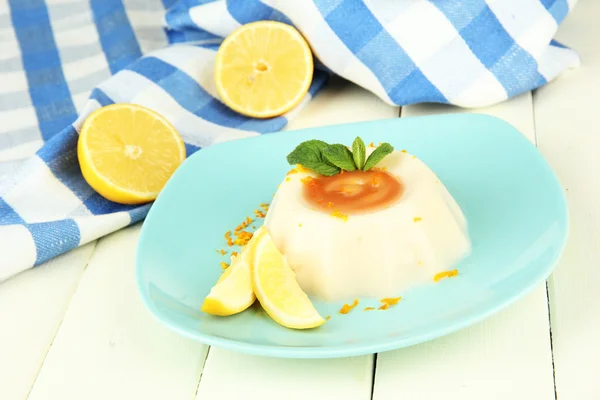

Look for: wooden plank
[374,286,553,400]
[198,349,373,400]
[533,1,600,398]
[373,92,556,400]
[28,225,209,400]
[195,76,399,400]
[0,242,95,400]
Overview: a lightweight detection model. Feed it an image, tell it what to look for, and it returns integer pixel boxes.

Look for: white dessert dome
[264,145,471,302]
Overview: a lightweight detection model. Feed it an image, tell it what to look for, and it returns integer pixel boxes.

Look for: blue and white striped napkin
[0,0,580,281]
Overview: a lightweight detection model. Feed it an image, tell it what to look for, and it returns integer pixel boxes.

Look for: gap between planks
[545,282,559,400]
[370,353,378,400]
[532,77,558,400]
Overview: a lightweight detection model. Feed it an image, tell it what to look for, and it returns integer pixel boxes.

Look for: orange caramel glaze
[302,170,404,215]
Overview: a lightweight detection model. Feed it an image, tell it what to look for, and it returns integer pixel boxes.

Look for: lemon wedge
[250,228,325,329]
[201,229,264,316]
[78,103,186,204]
[214,21,314,118]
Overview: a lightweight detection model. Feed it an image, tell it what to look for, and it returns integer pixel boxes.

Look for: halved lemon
[201,227,264,316]
[250,228,325,329]
[214,21,314,118]
[78,103,186,204]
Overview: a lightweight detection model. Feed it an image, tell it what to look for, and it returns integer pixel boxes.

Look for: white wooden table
[2,3,599,399]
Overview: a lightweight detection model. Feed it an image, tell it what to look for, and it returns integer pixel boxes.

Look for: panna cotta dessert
[264,137,471,302]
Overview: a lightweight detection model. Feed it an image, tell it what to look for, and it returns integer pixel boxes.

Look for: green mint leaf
[323,144,357,171]
[286,140,329,165]
[286,140,341,176]
[363,143,394,171]
[352,137,366,170]
[302,161,341,176]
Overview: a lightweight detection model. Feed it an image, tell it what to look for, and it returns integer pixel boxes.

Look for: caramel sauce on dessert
[302,169,404,214]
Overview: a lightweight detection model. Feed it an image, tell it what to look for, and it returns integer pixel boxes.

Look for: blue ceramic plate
[135,114,568,358]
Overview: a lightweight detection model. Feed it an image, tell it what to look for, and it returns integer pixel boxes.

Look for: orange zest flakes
[235,217,253,232]
[254,209,266,218]
[218,249,226,255]
[326,315,331,321]
[372,166,387,172]
[286,168,299,175]
[327,201,335,208]
[434,269,458,282]
[368,142,376,148]
[339,299,359,314]
[234,230,253,246]
[295,164,309,173]
[285,177,291,182]
[412,155,417,159]
[331,210,348,222]
[231,251,238,258]
[225,230,234,247]
[401,149,407,153]
[413,217,422,222]
[364,307,375,311]
[220,261,229,270]
[382,297,402,306]
[378,297,402,310]
[301,176,315,185]
[260,203,269,211]
[222,213,259,251]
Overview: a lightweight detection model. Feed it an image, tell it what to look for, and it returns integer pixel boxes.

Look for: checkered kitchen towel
[0,0,580,281]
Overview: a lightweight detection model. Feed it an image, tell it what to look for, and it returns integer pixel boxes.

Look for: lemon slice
[214,21,314,118]
[201,257,254,316]
[201,229,264,316]
[78,103,186,204]
[250,228,325,329]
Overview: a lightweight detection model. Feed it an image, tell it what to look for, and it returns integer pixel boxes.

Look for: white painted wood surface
[373,93,556,400]
[374,286,554,400]
[197,349,373,400]
[3,2,600,397]
[534,1,600,398]
[28,225,209,400]
[0,243,94,400]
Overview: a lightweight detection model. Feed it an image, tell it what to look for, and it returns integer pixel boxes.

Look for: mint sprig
[323,144,357,171]
[286,136,394,176]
